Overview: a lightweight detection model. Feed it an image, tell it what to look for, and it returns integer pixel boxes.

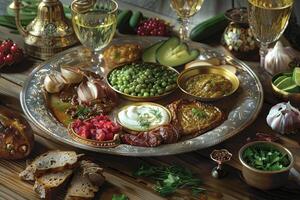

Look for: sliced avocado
[142,40,164,63]
[172,43,188,54]
[156,37,200,67]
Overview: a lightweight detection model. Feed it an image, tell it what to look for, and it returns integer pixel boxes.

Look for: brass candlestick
[12,0,78,60]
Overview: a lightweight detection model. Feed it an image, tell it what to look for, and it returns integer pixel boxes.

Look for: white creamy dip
[118,104,170,131]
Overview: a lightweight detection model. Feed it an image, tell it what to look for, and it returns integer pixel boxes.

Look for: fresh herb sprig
[191,108,207,119]
[75,106,91,119]
[242,145,290,171]
[112,194,129,200]
[134,165,206,197]
[137,108,162,129]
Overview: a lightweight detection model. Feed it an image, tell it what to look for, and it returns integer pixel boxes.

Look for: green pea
[124,88,130,94]
[143,92,149,97]
[157,88,164,94]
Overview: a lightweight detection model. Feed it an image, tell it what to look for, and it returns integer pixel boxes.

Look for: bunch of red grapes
[0,39,23,66]
[137,18,170,37]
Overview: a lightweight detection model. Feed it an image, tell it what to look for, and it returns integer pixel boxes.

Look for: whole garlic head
[264,42,300,75]
[266,102,300,134]
[44,71,66,93]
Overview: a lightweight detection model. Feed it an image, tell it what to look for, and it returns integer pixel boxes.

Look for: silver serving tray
[20,36,263,156]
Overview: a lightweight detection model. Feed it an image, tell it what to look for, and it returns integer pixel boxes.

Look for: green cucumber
[117,10,135,34]
[117,10,132,28]
[142,40,164,63]
[190,13,228,42]
[129,11,143,29]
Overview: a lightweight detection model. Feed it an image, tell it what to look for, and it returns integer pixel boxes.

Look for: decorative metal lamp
[12,0,78,60]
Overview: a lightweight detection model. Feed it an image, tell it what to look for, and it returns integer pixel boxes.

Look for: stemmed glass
[247,0,294,69]
[71,0,118,73]
[170,0,204,41]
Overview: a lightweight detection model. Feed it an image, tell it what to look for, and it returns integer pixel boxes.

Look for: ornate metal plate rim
[20,36,264,157]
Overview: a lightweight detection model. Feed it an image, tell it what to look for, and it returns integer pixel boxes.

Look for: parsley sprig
[133,165,206,197]
[191,108,207,119]
[112,194,129,200]
[75,106,91,119]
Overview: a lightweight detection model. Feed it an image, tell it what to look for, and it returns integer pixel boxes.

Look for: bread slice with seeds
[19,151,82,181]
[65,160,105,200]
[34,169,73,199]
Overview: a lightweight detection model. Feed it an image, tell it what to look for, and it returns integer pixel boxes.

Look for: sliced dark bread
[34,169,73,199]
[65,160,105,200]
[19,151,83,181]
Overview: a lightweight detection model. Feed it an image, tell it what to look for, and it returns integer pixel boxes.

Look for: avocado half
[156,37,200,67]
[142,40,164,63]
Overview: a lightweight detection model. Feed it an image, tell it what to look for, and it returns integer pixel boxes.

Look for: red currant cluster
[137,18,170,37]
[0,39,23,66]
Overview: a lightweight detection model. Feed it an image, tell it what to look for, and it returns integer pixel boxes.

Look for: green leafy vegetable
[134,165,206,197]
[112,194,129,200]
[191,108,207,119]
[242,144,290,171]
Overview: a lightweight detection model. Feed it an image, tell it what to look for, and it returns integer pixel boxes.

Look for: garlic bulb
[266,102,300,134]
[61,67,83,84]
[264,42,299,75]
[44,71,66,93]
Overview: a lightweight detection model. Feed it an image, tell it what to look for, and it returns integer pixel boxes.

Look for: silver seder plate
[20,36,263,156]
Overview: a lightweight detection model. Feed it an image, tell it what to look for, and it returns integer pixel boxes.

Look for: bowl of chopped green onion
[239,141,294,190]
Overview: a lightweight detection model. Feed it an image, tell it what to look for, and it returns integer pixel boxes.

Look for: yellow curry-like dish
[185,73,233,98]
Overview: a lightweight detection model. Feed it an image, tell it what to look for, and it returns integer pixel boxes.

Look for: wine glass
[170,0,204,41]
[71,0,118,73]
[247,0,294,69]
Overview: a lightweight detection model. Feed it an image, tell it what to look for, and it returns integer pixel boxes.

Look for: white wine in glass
[71,0,118,73]
[248,0,293,69]
[170,0,204,41]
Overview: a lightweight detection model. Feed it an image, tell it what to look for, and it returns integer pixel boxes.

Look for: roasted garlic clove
[44,71,66,93]
[61,67,83,84]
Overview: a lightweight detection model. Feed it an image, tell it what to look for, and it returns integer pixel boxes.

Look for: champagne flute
[71,0,118,73]
[170,0,204,41]
[247,0,293,69]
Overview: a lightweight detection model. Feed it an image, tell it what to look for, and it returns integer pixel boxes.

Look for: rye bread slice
[65,160,105,200]
[34,169,73,199]
[20,151,83,181]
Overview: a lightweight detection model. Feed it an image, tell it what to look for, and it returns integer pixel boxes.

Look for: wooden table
[1,9,300,200]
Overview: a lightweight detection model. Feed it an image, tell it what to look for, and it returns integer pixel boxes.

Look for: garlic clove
[77,81,94,103]
[264,41,293,75]
[44,71,66,93]
[61,67,83,84]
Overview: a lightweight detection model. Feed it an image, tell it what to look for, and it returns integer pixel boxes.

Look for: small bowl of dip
[177,66,239,101]
[116,102,171,132]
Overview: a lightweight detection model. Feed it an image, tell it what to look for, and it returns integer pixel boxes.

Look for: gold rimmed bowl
[106,62,179,101]
[68,120,120,148]
[177,66,240,101]
[271,72,300,106]
[239,141,294,190]
[116,102,172,133]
